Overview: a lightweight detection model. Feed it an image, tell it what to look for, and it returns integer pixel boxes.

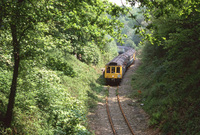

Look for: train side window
[117,67,120,73]
[112,67,115,73]
[107,67,110,73]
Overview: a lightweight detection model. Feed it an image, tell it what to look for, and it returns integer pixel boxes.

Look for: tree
[0,0,45,127]
[128,0,200,133]
[124,39,136,48]
[0,0,126,127]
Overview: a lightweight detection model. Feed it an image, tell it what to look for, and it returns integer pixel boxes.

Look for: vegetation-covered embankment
[1,51,104,134]
[131,0,200,134]
[0,36,119,134]
[0,0,125,134]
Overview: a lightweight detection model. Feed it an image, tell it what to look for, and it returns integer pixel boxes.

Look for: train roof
[106,48,135,66]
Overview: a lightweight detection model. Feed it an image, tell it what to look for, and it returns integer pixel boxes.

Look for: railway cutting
[88,59,160,135]
[106,86,134,135]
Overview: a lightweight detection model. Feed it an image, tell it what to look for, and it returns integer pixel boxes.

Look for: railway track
[106,86,135,135]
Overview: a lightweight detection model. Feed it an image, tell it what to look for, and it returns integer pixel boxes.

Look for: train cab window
[107,67,110,73]
[117,67,120,73]
[112,67,115,73]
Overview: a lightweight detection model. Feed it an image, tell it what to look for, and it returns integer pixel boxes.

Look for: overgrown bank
[0,0,124,134]
[132,44,200,134]
[0,46,117,134]
[130,0,200,134]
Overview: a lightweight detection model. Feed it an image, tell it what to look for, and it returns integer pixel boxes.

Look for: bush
[81,42,101,65]
[0,51,105,134]
[0,68,12,117]
[131,43,200,134]
[46,52,76,77]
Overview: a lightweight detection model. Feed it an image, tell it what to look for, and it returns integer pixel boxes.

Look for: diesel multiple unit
[104,46,136,84]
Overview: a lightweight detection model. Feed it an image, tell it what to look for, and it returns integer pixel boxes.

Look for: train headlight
[117,74,121,78]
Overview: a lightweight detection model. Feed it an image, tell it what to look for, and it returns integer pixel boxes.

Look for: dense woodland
[131,0,200,134]
[0,0,125,134]
[0,0,200,134]
[115,7,143,49]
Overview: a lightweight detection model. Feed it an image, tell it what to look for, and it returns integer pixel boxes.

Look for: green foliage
[132,34,200,134]
[81,42,101,65]
[102,37,118,65]
[130,0,200,134]
[0,0,127,133]
[124,39,136,48]
[117,7,143,47]
[46,54,76,77]
[0,36,12,70]
[0,68,12,116]
[0,53,103,134]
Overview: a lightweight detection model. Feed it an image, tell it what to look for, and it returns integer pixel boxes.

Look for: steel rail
[106,86,135,135]
[106,87,117,135]
[117,86,135,135]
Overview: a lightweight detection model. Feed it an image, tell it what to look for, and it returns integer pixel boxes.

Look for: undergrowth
[131,44,200,135]
[0,52,105,134]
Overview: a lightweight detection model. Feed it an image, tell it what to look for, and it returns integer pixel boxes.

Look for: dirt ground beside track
[88,59,161,135]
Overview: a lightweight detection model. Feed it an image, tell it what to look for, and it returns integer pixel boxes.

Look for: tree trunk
[5,24,20,127]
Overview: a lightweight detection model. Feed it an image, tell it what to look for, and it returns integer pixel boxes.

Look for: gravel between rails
[88,59,161,135]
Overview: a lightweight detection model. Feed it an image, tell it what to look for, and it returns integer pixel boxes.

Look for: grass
[130,47,200,134]
[0,53,107,134]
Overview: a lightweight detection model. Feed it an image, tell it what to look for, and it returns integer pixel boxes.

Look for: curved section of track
[106,95,117,135]
[106,86,135,135]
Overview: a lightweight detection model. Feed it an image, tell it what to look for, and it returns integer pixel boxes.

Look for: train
[103,46,136,84]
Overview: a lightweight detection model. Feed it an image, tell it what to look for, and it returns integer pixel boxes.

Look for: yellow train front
[104,64,124,84]
[104,47,136,84]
